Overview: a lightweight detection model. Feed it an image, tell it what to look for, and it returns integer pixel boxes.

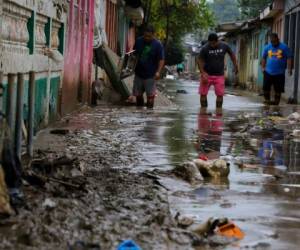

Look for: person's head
[143,25,155,43]
[208,32,219,48]
[270,33,280,47]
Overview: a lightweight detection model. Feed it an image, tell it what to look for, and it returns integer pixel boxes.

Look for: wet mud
[1,79,300,250]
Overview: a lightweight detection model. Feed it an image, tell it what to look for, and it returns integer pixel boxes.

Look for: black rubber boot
[200,96,208,108]
[263,91,271,105]
[146,96,155,109]
[273,93,281,105]
[136,96,144,107]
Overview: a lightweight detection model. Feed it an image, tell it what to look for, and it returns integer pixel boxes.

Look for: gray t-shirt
[199,42,233,76]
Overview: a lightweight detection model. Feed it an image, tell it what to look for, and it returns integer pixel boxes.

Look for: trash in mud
[42,198,57,209]
[191,217,228,237]
[216,222,245,240]
[173,162,203,184]
[175,212,194,228]
[67,241,101,250]
[176,89,188,94]
[117,240,141,250]
[191,217,244,241]
[193,159,230,178]
[50,129,70,135]
[287,112,300,124]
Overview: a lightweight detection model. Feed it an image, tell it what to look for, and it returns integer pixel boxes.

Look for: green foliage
[142,0,214,43]
[141,0,214,65]
[209,0,240,23]
[237,0,272,18]
[165,40,184,65]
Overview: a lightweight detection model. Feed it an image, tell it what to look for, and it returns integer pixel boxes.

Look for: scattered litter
[283,188,290,193]
[117,240,141,250]
[288,112,300,123]
[176,89,188,94]
[174,212,194,228]
[193,159,230,178]
[42,198,57,209]
[173,162,203,184]
[192,217,228,236]
[198,154,208,161]
[216,222,245,240]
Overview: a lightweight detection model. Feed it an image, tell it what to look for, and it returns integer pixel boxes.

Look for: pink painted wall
[61,0,94,115]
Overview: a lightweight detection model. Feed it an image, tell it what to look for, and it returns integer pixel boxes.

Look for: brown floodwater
[137,79,300,250]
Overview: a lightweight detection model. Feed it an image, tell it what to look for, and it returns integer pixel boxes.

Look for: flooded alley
[1,78,300,250]
[137,79,300,250]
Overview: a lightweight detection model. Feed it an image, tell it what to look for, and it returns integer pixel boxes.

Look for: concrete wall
[283,0,300,102]
[0,0,67,130]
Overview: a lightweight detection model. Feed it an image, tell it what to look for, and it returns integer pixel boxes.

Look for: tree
[209,0,240,23]
[237,0,272,18]
[140,0,214,65]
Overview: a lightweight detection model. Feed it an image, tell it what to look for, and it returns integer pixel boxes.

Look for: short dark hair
[208,32,218,42]
[270,33,279,39]
[144,25,155,34]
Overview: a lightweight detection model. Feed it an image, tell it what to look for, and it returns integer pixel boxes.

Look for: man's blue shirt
[262,42,292,75]
[134,37,164,79]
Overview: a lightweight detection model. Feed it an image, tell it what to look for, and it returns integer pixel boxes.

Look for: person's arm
[197,50,208,79]
[155,59,165,80]
[261,46,268,72]
[155,43,165,80]
[229,52,238,74]
[226,45,238,74]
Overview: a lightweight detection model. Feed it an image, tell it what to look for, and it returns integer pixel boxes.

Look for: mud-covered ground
[2,79,300,250]
[0,105,205,250]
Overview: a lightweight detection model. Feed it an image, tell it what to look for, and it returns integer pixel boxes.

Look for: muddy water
[139,80,300,250]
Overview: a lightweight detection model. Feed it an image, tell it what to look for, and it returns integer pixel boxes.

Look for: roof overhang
[260,0,284,20]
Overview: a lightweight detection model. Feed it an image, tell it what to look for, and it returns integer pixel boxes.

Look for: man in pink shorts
[198,33,238,108]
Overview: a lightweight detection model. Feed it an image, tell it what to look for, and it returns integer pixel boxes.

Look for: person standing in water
[261,33,293,105]
[197,33,238,108]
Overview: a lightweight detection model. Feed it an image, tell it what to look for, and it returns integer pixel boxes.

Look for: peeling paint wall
[61,0,94,115]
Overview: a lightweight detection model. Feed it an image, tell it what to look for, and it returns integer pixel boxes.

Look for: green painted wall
[1,76,60,132]
[34,78,47,130]
[49,76,60,121]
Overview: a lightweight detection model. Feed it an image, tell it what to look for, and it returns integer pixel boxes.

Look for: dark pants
[263,72,285,105]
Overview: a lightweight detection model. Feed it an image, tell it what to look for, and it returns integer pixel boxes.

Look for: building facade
[0,0,67,130]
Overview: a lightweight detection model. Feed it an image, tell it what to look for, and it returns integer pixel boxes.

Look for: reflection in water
[257,129,284,166]
[196,108,223,160]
